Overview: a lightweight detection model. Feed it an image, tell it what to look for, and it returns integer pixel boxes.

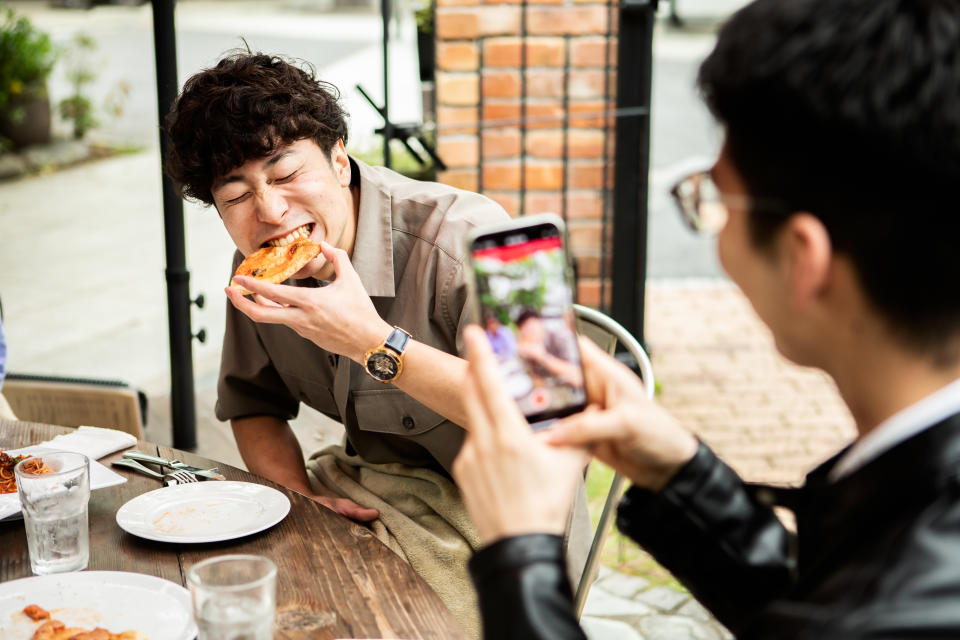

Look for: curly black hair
[164,52,349,205]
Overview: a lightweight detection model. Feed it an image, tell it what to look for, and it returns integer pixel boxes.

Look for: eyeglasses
[669,169,789,236]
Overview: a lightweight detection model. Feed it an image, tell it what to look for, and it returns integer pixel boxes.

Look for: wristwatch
[363,327,412,383]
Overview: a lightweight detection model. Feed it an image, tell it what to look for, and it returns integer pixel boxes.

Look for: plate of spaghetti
[0,447,126,520]
[0,451,52,494]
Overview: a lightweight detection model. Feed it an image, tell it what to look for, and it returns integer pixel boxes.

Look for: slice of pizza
[230,239,321,295]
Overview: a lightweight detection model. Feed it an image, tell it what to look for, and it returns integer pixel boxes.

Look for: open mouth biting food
[230,224,320,295]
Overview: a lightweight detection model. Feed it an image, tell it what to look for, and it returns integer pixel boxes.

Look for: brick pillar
[434,0,617,309]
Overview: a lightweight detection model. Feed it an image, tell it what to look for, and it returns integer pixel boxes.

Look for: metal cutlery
[112,459,199,486]
[122,450,226,481]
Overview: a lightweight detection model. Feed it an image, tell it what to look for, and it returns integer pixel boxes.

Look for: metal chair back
[572,304,655,618]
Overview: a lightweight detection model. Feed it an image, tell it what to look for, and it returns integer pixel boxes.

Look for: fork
[113,459,198,486]
[163,470,199,486]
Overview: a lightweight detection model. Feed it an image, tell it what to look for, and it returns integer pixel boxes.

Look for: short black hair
[699,0,960,360]
[164,52,349,205]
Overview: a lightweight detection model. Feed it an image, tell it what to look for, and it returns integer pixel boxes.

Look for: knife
[123,450,226,480]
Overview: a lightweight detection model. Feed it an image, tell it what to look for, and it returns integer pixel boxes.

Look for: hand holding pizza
[226,241,392,362]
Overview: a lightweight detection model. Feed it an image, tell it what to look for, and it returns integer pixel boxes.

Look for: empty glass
[187,554,277,640]
[15,451,90,575]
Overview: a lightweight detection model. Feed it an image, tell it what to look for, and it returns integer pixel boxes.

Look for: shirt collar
[348,156,395,298]
[829,376,960,481]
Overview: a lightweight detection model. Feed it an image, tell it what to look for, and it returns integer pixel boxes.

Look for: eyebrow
[212,150,294,194]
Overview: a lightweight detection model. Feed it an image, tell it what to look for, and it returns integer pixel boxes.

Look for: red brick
[437,168,479,191]
[522,129,606,159]
[436,11,480,39]
[527,7,608,36]
[570,37,615,67]
[526,69,565,98]
[436,42,479,71]
[524,193,562,214]
[437,136,479,168]
[483,162,521,190]
[480,6,521,35]
[524,129,563,158]
[575,254,611,278]
[482,37,565,67]
[525,163,564,189]
[568,101,609,127]
[487,191,520,216]
[568,161,609,189]
[481,162,562,190]
[482,70,521,99]
[576,278,610,308]
[568,130,606,157]
[436,72,479,106]
[566,191,603,218]
[568,221,602,251]
[437,105,479,135]
[481,101,569,130]
[482,129,522,158]
[568,69,607,98]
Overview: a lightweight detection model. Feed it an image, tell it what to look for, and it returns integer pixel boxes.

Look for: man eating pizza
[163,53,589,633]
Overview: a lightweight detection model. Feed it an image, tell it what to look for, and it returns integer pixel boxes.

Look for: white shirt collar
[829,376,960,481]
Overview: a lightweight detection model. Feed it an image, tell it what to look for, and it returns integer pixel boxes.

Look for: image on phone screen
[471,221,587,426]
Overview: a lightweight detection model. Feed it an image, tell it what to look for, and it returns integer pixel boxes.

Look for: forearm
[469,534,587,640]
[349,332,471,427]
[231,415,314,494]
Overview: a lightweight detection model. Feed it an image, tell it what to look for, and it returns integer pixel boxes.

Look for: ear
[330,139,351,188]
[782,213,832,309]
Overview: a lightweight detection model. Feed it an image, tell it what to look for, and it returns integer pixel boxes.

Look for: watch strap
[384,327,411,355]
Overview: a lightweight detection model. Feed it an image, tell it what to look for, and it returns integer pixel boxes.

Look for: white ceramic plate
[115,481,290,543]
[0,447,126,521]
[0,571,196,640]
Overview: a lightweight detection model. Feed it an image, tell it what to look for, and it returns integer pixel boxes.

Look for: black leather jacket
[469,414,960,639]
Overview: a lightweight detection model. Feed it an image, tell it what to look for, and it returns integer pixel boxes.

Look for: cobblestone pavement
[577,280,857,638]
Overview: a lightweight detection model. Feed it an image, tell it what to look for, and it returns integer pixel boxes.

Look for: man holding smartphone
[452,0,960,637]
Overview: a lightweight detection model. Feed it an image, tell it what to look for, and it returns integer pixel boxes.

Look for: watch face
[367,352,400,381]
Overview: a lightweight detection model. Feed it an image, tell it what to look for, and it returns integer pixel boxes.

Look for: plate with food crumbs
[115,481,290,543]
[0,572,195,640]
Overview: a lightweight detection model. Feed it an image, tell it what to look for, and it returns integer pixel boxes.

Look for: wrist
[352,320,393,364]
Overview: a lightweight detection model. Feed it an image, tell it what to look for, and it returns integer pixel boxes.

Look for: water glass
[15,451,91,575]
[187,554,277,640]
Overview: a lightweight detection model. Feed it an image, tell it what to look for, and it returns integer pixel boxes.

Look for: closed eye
[275,169,298,183]
[225,192,251,205]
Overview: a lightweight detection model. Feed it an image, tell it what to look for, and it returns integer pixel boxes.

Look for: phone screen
[470,219,587,426]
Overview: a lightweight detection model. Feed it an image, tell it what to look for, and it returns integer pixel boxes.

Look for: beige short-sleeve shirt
[216,158,510,473]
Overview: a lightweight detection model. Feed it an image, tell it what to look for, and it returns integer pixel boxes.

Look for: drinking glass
[15,451,90,575]
[187,554,277,640]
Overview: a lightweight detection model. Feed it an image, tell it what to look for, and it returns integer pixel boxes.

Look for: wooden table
[0,419,467,640]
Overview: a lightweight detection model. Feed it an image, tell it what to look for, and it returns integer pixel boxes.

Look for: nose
[254,186,288,224]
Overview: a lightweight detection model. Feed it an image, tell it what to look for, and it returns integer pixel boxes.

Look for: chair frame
[572,304,656,618]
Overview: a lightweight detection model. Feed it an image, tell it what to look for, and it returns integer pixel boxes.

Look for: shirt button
[402,416,416,430]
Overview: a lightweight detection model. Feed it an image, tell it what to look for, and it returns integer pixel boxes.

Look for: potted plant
[0,8,58,149]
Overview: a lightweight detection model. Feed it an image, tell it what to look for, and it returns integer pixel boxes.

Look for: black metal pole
[151,0,197,450]
[610,0,655,345]
[381,0,393,167]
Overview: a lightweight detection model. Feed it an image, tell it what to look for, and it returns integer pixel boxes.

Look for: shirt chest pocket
[352,388,447,436]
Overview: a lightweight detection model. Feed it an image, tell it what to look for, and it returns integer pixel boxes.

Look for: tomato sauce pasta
[0,451,51,493]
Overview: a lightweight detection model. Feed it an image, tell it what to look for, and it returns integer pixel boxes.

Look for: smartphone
[466,214,587,428]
